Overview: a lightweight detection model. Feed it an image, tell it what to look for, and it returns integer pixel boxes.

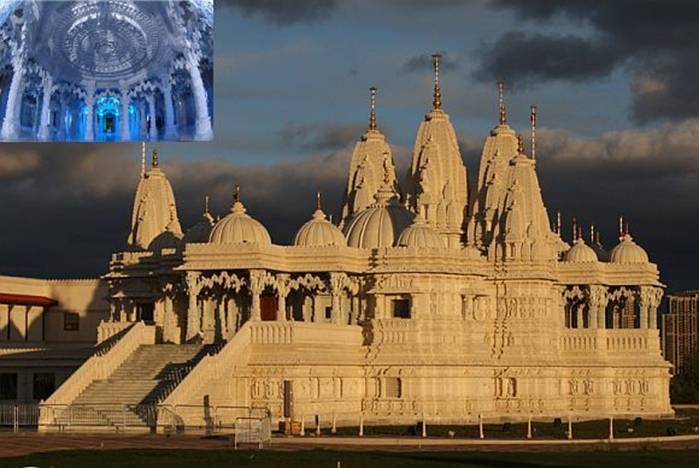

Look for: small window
[0,373,17,400]
[392,299,411,319]
[384,377,402,399]
[138,303,154,322]
[64,312,79,331]
[325,306,332,320]
[32,373,55,401]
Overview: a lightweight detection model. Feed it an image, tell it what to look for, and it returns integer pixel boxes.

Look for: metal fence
[0,404,39,432]
[234,416,272,449]
[0,403,272,434]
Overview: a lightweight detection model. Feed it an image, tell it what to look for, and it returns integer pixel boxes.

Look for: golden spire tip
[432,53,442,110]
[369,87,377,131]
[498,80,506,125]
[151,148,159,168]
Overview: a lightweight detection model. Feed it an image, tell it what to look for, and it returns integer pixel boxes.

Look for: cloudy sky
[1,0,698,293]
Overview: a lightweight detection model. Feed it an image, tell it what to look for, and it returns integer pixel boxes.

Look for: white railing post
[316,415,321,436]
[299,415,305,436]
[13,405,18,433]
[421,413,427,438]
[527,414,532,439]
[608,416,614,441]
[331,412,337,434]
[359,413,364,437]
[478,413,484,439]
[567,414,573,440]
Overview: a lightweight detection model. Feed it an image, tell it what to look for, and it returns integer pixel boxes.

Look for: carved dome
[344,186,413,249]
[209,198,271,246]
[564,238,598,263]
[294,205,346,247]
[396,215,444,248]
[609,233,649,264]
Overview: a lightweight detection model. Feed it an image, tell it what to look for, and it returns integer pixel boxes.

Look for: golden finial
[556,210,561,235]
[316,191,322,210]
[498,80,506,125]
[530,105,537,160]
[572,216,577,241]
[369,87,377,131]
[618,216,623,238]
[432,53,442,110]
[204,194,210,214]
[590,224,595,244]
[151,148,159,168]
[234,185,241,203]
[517,134,524,154]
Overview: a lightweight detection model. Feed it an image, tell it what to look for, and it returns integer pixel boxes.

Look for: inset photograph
[0,0,213,142]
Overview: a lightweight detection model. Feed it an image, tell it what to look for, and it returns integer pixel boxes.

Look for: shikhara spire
[432,53,442,110]
[369,87,377,131]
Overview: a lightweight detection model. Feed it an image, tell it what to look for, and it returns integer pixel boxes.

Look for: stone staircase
[64,343,207,429]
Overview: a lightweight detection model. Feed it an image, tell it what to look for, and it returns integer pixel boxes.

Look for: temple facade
[0,0,213,142]
[0,54,672,428]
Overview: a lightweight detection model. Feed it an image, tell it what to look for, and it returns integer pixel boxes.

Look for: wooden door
[260,294,278,321]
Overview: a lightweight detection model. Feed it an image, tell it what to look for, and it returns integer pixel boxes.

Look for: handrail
[39,322,155,421]
[162,323,252,407]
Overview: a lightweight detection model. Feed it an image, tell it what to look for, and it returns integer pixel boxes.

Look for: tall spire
[572,216,577,242]
[369,86,377,131]
[432,53,442,110]
[141,142,146,177]
[151,149,159,168]
[204,194,210,215]
[498,80,506,125]
[530,105,537,160]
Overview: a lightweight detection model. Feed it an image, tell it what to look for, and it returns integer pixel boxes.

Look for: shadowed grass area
[0,448,699,468]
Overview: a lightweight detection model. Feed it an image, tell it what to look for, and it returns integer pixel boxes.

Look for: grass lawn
[1,448,698,468]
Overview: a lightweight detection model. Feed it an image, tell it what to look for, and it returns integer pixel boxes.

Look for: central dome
[344,186,413,249]
[209,197,271,246]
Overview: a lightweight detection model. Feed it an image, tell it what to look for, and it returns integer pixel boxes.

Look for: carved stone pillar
[147,95,157,140]
[37,74,53,141]
[83,83,95,141]
[185,49,213,140]
[588,285,608,330]
[276,274,290,322]
[162,79,177,139]
[638,286,663,330]
[329,273,349,325]
[185,271,201,341]
[249,270,266,321]
[119,85,131,141]
[576,304,584,329]
[0,57,24,140]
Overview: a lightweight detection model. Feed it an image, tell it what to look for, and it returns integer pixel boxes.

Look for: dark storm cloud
[278,122,368,152]
[401,52,459,74]
[473,32,620,86]
[217,0,336,26]
[480,0,699,122]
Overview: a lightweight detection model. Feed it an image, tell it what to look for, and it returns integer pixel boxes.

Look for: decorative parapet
[560,329,662,358]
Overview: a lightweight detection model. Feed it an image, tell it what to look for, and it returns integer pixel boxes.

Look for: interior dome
[209,198,271,246]
[564,238,598,263]
[609,233,649,264]
[396,215,444,248]
[294,204,346,247]
[344,186,413,249]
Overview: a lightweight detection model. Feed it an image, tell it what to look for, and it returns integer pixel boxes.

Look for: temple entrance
[260,294,278,321]
[95,96,120,141]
